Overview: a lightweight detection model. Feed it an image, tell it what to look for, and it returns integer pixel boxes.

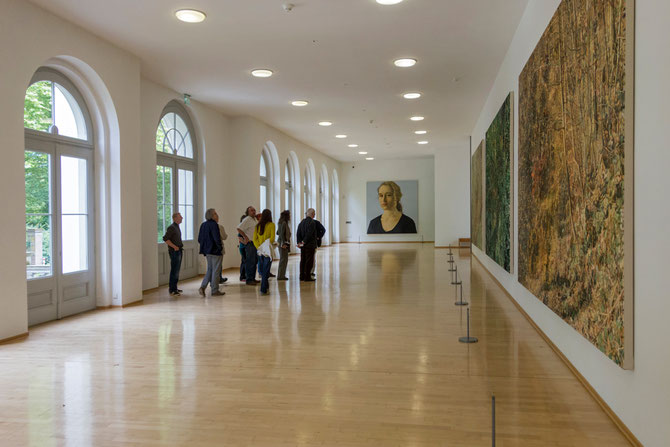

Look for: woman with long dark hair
[253,209,275,294]
[276,210,291,280]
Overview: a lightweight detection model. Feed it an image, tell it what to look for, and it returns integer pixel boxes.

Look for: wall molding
[0,332,29,345]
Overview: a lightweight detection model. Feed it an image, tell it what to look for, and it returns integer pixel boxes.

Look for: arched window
[303,166,311,211]
[284,159,293,213]
[260,152,269,211]
[332,169,340,243]
[24,68,95,326]
[156,103,197,243]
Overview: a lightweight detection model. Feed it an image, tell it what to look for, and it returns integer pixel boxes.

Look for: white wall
[434,138,470,247]
[0,0,144,339]
[469,1,670,445]
[340,157,435,243]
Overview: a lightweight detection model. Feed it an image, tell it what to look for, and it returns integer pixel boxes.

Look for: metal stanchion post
[492,395,496,447]
[458,307,478,343]
[454,281,467,305]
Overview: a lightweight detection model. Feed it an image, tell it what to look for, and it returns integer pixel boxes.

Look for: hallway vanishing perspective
[0,244,628,446]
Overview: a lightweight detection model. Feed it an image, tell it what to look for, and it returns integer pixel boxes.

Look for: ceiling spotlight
[376,0,403,4]
[175,9,206,23]
[358,151,368,155]
[335,134,347,139]
[319,121,333,126]
[348,144,359,148]
[394,58,417,68]
[403,92,421,99]
[418,141,429,145]
[365,157,375,161]
[291,100,308,107]
[415,130,427,135]
[251,69,273,78]
[410,116,424,121]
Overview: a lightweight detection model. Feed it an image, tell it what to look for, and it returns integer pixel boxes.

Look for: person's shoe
[170,291,181,297]
[260,290,269,295]
[277,277,289,281]
[177,289,183,293]
[303,278,315,282]
[198,287,206,297]
[211,290,225,296]
[239,277,246,282]
[219,277,228,283]
[269,273,276,278]
[246,280,259,285]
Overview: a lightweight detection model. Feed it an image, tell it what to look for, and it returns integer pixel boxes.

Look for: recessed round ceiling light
[366,157,375,161]
[175,9,206,23]
[403,92,422,99]
[348,144,359,148]
[418,141,429,145]
[335,134,347,139]
[410,116,424,121]
[291,100,308,107]
[394,58,417,68]
[251,69,273,78]
[376,0,404,4]
[415,130,427,135]
[318,121,333,126]
[358,151,368,155]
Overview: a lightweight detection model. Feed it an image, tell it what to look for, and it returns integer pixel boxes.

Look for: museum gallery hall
[0,0,668,446]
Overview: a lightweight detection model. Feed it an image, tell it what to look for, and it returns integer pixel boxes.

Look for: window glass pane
[178,169,194,240]
[62,215,88,274]
[260,185,267,211]
[54,84,87,140]
[156,112,194,159]
[25,151,52,279]
[60,156,87,214]
[157,165,173,243]
[285,163,289,182]
[260,156,267,177]
[285,189,289,211]
[24,81,53,133]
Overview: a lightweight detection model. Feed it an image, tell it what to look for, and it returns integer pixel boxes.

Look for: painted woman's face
[378,185,396,211]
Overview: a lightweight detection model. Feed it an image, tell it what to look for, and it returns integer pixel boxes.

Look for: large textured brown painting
[519,0,630,366]
[471,141,484,250]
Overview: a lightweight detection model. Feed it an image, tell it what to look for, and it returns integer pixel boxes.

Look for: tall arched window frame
[24,67,96,326]
[260,152,270,211]
[303,166,311,211]
[156,103,197,243]
[284,159,294,213]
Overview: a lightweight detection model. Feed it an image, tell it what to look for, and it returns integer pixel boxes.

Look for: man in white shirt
[236,206,259,285]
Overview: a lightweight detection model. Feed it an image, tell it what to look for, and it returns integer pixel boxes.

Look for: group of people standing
[163,206,326,297]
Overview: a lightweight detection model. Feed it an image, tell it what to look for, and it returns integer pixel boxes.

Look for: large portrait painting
[366,180,418,234]
[518,0,634,367]
[485,93,513,272]
[471,141,484,250]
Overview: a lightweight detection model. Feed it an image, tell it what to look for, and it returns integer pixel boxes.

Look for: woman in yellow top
[253,209,275,294]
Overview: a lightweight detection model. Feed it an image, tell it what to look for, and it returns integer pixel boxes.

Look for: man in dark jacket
[296,208,318,282]
[198,208,224,297]
[163,212,184,296]
[311,217,326,278]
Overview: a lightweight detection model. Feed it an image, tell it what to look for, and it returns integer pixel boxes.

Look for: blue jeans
[201,254,222,292]
[244,242,257,283]
[258,255,272,294]
[169,250,182,293]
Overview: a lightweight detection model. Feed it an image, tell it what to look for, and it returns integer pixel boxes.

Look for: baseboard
[339,240,435,244]
[0,332,29,344]
[472,255,642,447]
[435,245,470,249]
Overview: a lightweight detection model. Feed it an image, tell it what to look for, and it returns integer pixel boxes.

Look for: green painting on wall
[485,93,512,272]
[471,141,484,250]
[518,0,632,367]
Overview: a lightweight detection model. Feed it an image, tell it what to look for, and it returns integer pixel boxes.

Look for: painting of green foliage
[470,141,484,250]
[485,94,512,272]
[518,0,630,366]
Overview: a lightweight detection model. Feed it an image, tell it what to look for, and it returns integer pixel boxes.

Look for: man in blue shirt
[198,208,224,297]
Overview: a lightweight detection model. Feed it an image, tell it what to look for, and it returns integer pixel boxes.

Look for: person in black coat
[296,208,318,281]
[198,208,224,296]
[367,181,417,234]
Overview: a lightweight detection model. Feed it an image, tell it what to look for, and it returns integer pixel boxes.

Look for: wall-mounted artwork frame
[471,140,484,250]
[485,93,514,273]
[518,0,634,369]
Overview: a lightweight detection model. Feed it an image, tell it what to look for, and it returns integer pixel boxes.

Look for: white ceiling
[29,0,529,162]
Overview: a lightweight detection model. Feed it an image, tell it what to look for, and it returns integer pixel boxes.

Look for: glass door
[25,141,95,326]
